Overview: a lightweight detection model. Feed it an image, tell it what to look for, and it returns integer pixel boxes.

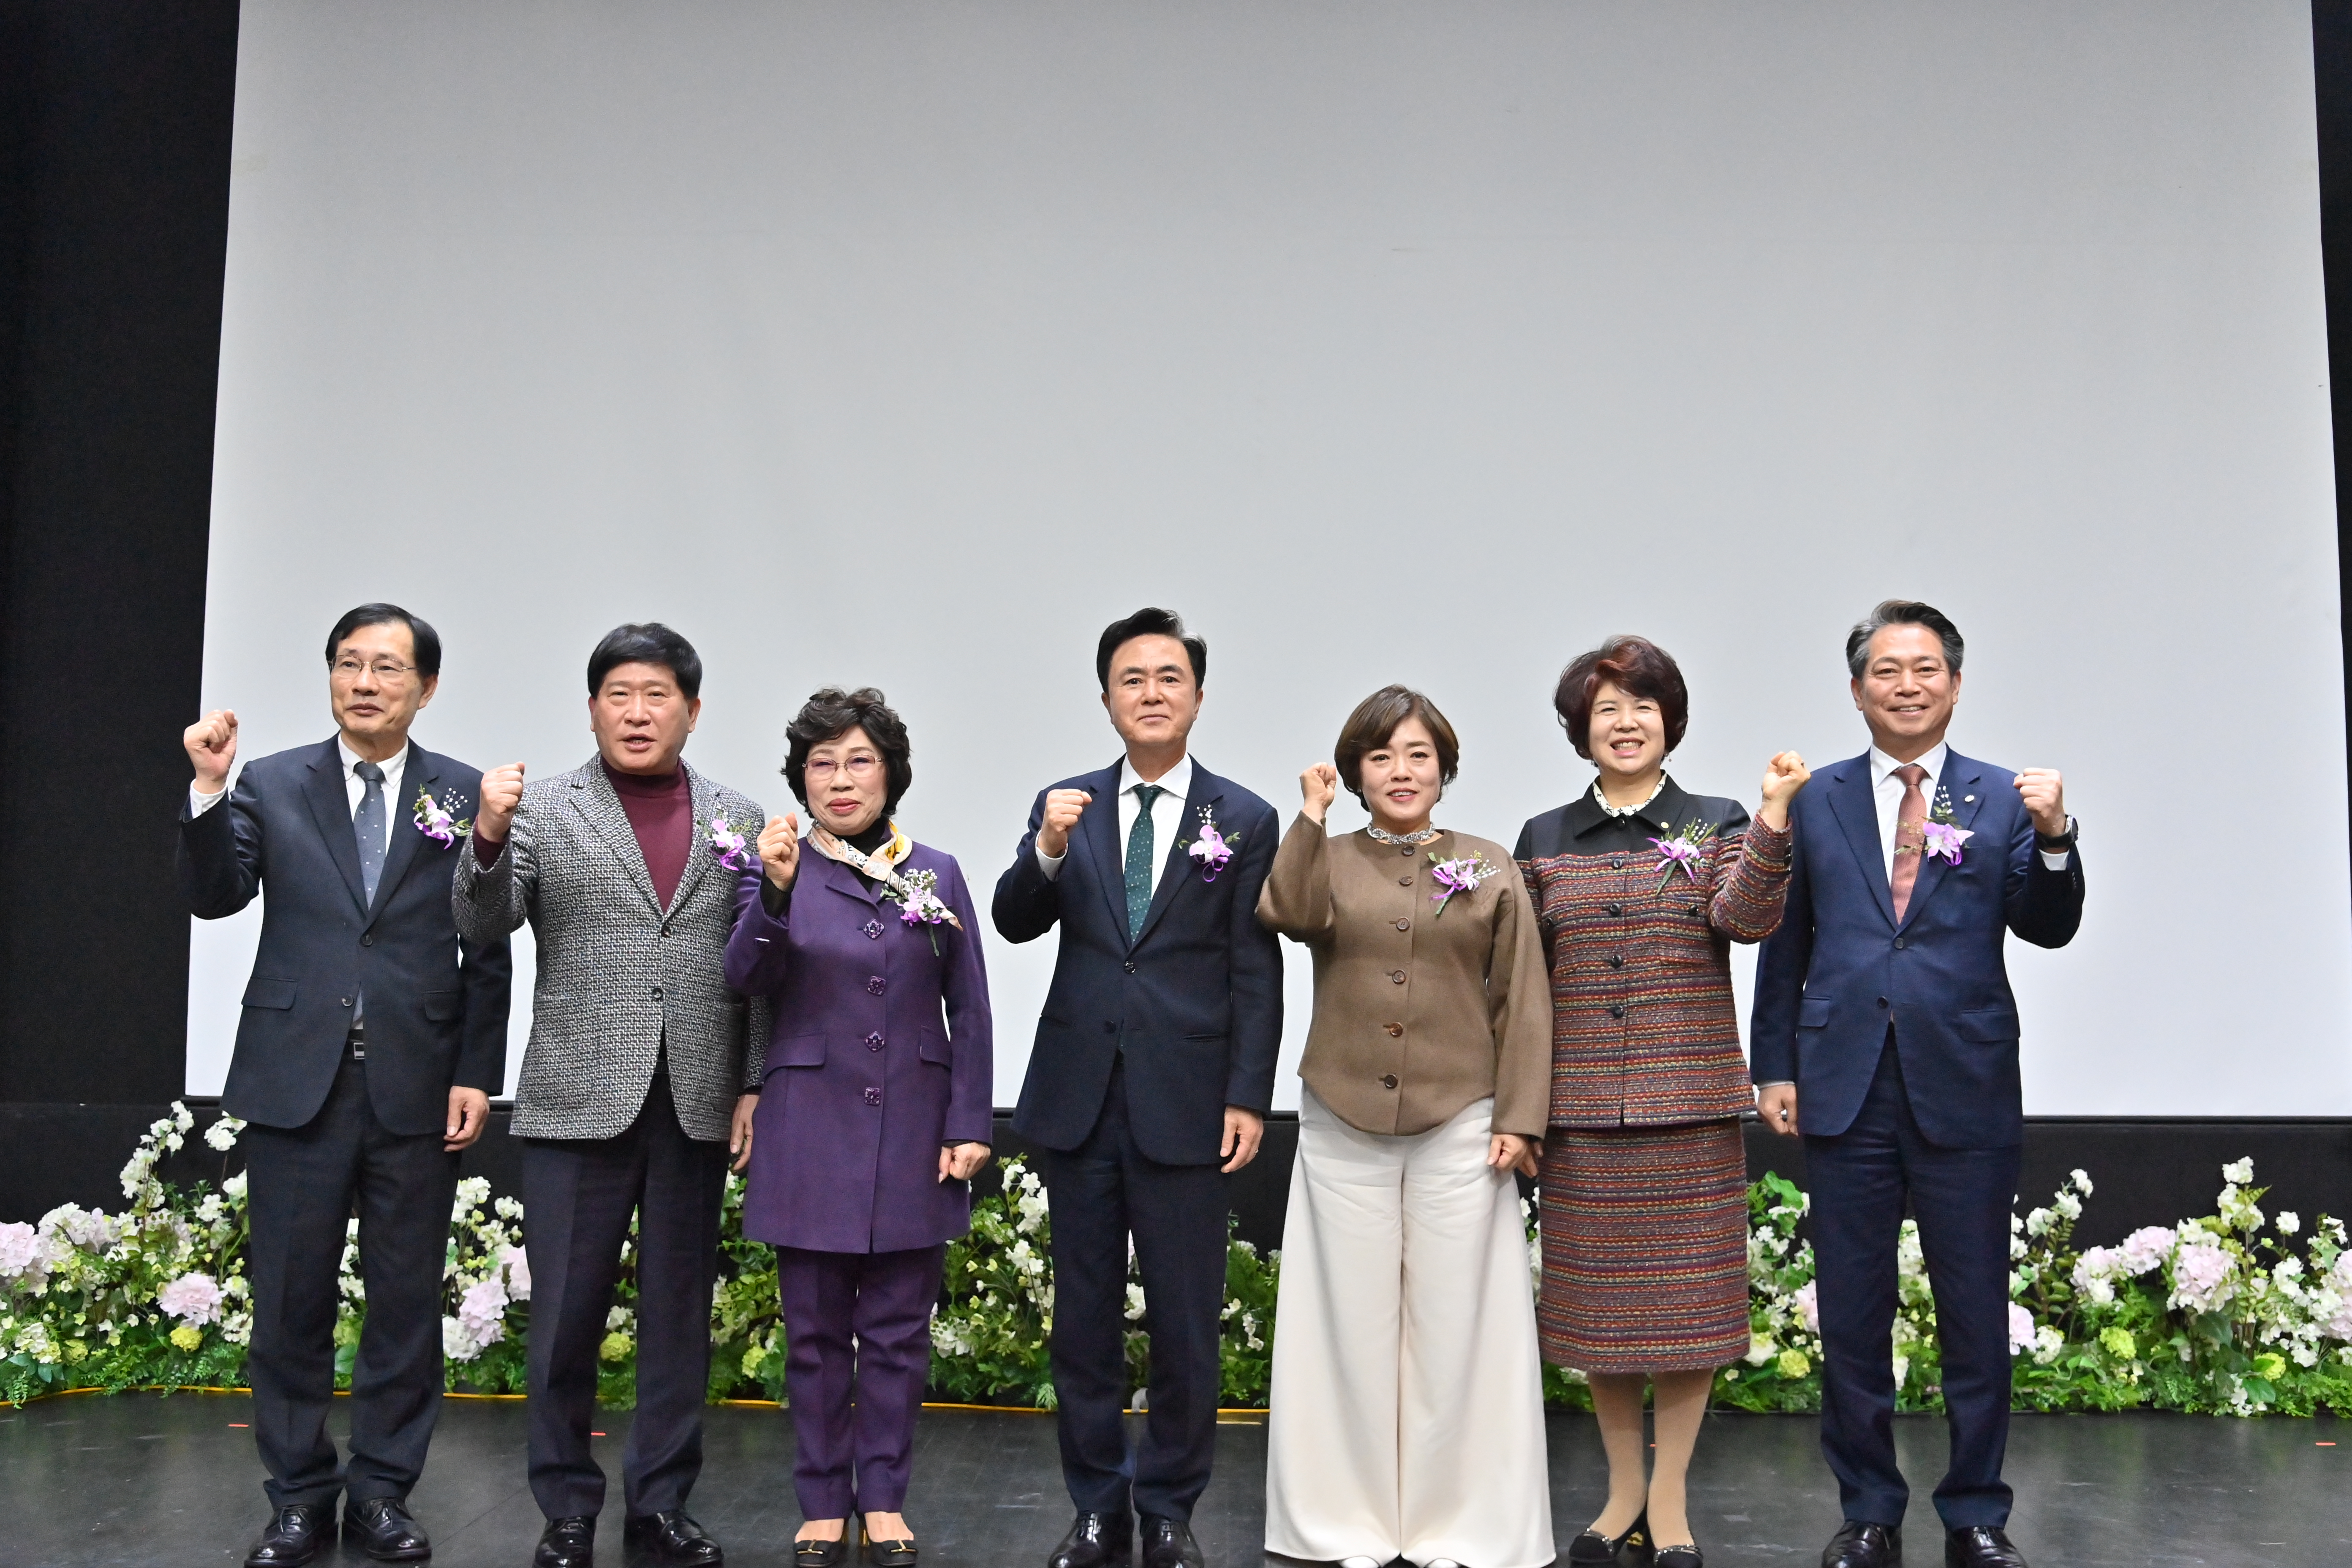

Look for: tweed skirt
[1537,1118,1750,1373]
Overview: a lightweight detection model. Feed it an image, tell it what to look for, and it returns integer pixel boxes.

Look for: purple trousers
[776,1244,945,1518]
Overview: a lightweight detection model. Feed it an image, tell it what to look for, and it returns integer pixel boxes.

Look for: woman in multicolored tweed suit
[1513,636,1809,1568]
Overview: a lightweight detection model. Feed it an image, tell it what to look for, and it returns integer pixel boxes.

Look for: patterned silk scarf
[807,822,965,929]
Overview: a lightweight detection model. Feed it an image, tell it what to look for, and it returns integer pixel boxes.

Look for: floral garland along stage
[4,1108,2349,1418]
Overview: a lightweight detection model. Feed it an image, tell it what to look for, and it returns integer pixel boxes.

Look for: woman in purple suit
[723,688,994,1568]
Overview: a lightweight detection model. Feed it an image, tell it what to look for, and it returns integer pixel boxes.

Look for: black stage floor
[1,1394,2344,1568]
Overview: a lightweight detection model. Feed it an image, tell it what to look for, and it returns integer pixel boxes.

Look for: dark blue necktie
[1124,783,1165,942]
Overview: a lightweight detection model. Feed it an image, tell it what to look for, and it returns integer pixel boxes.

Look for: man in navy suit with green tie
[995,608,1283,1568]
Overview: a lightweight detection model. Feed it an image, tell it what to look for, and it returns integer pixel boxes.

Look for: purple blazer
[724,841,994,1253]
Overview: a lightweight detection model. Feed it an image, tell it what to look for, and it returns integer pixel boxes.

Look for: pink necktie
[1889,763,1927,922]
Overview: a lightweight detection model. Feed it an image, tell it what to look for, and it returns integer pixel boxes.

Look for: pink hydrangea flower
[2118,1225,2175,1276]
[457,1277,509,1350]
[1793,1279,1819,1335]
[0,1222,39,1281]
[2007,1301,2036,1354]
[2169,1242,2235,1314]
[158,1272,224,1326]
[500,1244,531,1301]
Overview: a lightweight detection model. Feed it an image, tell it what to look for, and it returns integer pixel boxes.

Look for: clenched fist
[758,813,802,892]
[476,762,526,844]
[185,709,239,792]
[1298,762,1339,823]
[1758,750,1810,830]
[1036,788,1094,859]
[2014,768,2067,838]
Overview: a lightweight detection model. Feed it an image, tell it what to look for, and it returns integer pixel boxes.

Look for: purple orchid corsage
[1647,819,1718,892]
[708,815,757,873]
[1919,818,1974,865]
[1428,851,1499,916]
[1186,806,1237,882]
[412,788,473,846]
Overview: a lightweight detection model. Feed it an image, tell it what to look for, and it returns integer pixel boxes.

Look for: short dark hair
[1554,635,1690,760]
[784,687,913,815]
[587,623,702,700]
[1095,607,1207,691]
[325,603,441,678]
[1846,599,1965,679]
[1334,685,1460,808]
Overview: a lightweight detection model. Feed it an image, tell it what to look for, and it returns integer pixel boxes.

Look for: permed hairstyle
[1094,607,1207,691]
[1334,685,1461,808]
[1845,599,1965,679]
[587,622,703,700]
[325,603,442,678]
[1553,635,1690,760]
[783,687,913,816]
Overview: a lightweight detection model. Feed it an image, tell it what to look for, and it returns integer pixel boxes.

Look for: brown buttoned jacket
[1256,815,1552,1138]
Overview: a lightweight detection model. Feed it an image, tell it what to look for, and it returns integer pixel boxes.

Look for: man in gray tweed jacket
[454,623,767,1568]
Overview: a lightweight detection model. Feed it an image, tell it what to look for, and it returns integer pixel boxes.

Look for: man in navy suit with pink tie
[1751,601,2083,1568]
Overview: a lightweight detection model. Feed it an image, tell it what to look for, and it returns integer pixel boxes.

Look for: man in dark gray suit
[455,623,766,1568]
[180,603,511,1568]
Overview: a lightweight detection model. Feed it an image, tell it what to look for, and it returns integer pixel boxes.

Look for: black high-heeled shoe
[860,1517,917,1568]
[795,1533,851,1568]
[1567,1508,1652,1565]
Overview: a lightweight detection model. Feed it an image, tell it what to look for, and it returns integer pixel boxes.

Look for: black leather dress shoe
[1047,1511,1133,1568]
[1568,1508,1650,1564]
[534,1515,596,1568]
[1944,1526,2026,1568]
[245,1505,333,1568]
[1139,1516,1203,1568]
[626,1510,725,1565]
[1823,1520,1902,1568]
[345,1497,432,1561]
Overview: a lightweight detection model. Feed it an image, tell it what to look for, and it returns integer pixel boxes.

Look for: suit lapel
[301,740,370,915]
[365,745,436,922]
[571,760,665,916]
[1898,751,1991,930]
[1824,755,1899,931]
[815,844,884,909]
[667,765,719,916]
[1077,761,1130,942]
[1132,766,1219,949]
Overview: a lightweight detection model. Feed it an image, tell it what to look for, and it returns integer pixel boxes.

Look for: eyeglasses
[332,657,418,682]
[805,755,880,782]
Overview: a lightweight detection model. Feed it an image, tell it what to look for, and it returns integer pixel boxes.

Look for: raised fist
[1036,788,1094,859]
[1760,751,1811,810]
[758,813,802,892]
[185,709,239,791]
[476,762,526,844]
[2014,768,2066,838]
[1299,762,1339,822]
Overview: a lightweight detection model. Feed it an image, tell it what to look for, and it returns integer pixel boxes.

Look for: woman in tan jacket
[1257,685,1554,1568]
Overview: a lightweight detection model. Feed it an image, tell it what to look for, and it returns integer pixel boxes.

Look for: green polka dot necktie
[1124,783,1165,942]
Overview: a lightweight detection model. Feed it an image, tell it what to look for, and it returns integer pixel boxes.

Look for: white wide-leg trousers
[1263,1090,1554,1568]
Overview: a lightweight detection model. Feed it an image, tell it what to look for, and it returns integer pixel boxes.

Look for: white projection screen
[194,0,2349,1116]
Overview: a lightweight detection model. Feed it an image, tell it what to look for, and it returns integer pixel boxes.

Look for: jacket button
[1380,1074,1399,1089]
[339,997,351,1008]
[1878,996,1889,1007]
[867,976,886,995]
[651,985,664,1000]
[1609,1004,1625,1019]
[863,920,884,939]
[1390,970,1407,984]
[1612,857,1625,869]
[1385,1022,1403,1037]
[1124,961,1137,973]
[866,1032,885,1051]
[1400,846,1414,857]
[360,933,375,947]
[1608,953,1623,968]
[863,1086,882,1106]
[1894,938,1907,950]
[1394,918,1410,931]
[1606,903,1622,917]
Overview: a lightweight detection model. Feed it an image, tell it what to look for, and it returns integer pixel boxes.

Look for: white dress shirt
[1036,754,1195,882]
[1869,741,2069,875]
[191,740,409,862]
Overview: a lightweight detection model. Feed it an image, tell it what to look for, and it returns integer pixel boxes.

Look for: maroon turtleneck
[604,760,693,908]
